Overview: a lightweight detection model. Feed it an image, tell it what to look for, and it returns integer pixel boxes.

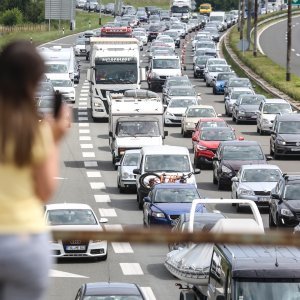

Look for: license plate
[251,115,257,118]
[291,148,300,152]
[66,245,86,251]
[258,197,269,201]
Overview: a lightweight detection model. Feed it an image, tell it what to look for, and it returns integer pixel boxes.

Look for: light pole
[253,0,258,56]
[286,0,292,81]
[99,0,102,25]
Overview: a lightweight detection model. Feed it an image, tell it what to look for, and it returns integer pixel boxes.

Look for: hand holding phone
[54,90,63,119]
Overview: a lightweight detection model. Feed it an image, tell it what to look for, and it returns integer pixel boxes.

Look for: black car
[269,174,300,228]
[75,282,146,300]
[270,113,300,158]
[147,24,162,42]
[193,55,210,78]
[212,140,271,190]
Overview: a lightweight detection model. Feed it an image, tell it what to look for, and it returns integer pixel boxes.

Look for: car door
[270,118,278,151]
[257,101,263,129]
[233,98,240,118]
[213,145,222,180]
[231,169,241,198]
[143,190,154,225]
[270,181,282,221]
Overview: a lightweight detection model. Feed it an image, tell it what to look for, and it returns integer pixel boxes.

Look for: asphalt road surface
[259,15,300,77]
[45,28,300,300]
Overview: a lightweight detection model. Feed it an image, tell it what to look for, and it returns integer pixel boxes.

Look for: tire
[235,118,239,124]
[139,172,161,190]
[213,170,218,184]
[183,130,188,137]
[270,143,274,156]
[218,179,225,190]
[213,88,216,95]
[194,156,199,168]
[232,114,236,122]
[236,203,241,213]
[269,211,276,228]
[138,192,144,210]
[206,81,209,87]
[256,126,259,133]
[225,106,229,116]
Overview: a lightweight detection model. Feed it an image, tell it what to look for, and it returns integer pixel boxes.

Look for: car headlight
[185,122,193,126]
[239,188,255,196]
[122,172,130,179]
[195,66,200,70]
[277,139,286,145]
[221,165,232,173]
[196,144,207,151]
[151,211,165,218]
[238,110,245,115]
[281,208,293,217]
[151,72,160,79]
[165,111,174,117]
[94,102,103,107]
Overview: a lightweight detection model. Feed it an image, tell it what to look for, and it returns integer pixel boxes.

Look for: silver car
[231,164,282,211]
[117,149,141,193]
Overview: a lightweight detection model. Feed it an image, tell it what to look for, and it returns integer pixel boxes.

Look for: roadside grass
[229,10,300,102]
[122,0,170,9]
[0,11,112,48]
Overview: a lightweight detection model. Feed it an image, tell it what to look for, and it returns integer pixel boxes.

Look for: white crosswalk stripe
[78,117,88,121]
[79,129,90,134]
[111,242,133,253]
[82,152,95,158]
[79,136,91,141]
[84,161,98,167]
[90,182,106,190]
[120,263,143,275]
[94,194,110,202]
[99,208,117,217]
[86,171,101,177]
[79,123,89,127]
[80,144,93,149]
[140,287,156,300]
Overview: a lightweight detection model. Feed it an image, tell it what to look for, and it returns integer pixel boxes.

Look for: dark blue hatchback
[142,183,204,227]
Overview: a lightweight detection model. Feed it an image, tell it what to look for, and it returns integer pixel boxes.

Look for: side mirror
[144,196,151,203]
[266,155,273,161]
[133,168,141,175]
[145,66,149,71]
[99,218,108,223]
[109,131,113,137]
[193,168,201,174]
[271,193,279,200]
[231,176,238,182]
[164,130,169,137]
[212,156,219,161]
[115,161,121,166]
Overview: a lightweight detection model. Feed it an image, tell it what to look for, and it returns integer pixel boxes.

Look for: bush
[0,8,23,26]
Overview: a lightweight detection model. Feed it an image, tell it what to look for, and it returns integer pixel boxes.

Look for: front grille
[174,114,182,117]
[169,214,180,220]
[159,75,167,80]
[295,212,300,219]
[254,191,271,196]
[286,142,300,146]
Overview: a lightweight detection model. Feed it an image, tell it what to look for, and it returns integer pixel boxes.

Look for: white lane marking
[140,287,156,300]
[80,144,93,149]
[79,102,88,106]
[94,194,110,202]
[86,171,101,177]
[78,117,88,121]
[79,136,91,141]
[82,152,95,158]
[296,53,300,56]
[99,208,117,217]
[90,182,106,190]
[78,107,87,111]
[292,48,295,52]
[79,129,90,134]
[81,86,89,89]
[79,123,89,127]
[79,97,88,101]
[120,263,143,275]
[54,177,68,180]
[84,161,98,167]
[49,270,88,278]
[80,93,88,97]
[78,111,88,115]
[112,242,133,253]
[104,224,123,231]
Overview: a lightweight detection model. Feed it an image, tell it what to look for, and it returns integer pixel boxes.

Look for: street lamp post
[286,0,292,81]
[99,0,102,25]
[253,0,258,56]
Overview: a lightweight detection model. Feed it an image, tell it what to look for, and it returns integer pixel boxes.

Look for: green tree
[0,8,23,26]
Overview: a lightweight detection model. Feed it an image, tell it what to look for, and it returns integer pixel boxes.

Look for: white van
[133,145,200,209]
[209,11,227,31]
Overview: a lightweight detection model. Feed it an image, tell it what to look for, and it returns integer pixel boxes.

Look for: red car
[194,127,238,169]
[192,117,229,149]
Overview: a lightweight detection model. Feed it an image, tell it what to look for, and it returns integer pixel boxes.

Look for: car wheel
[206,81,209,87]
[183,130,188,137]
[218,179,225,190]
[276,214,282,227]
[193,72,197,78]
[256,126,259,133]
[236,203,241,212]
[194,156,199,168]
[270,143,274,156]
[213,88,216,95]
[138,192,143,210]
[232,114,236,122]
[269,211,276,228]
[235,118,239,124]
[213,170,218,184]
[225,106,229,116]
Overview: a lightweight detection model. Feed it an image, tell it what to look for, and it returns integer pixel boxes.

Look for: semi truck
[171,0,192,21]
[86,37,141,121]
[107,89,167,167]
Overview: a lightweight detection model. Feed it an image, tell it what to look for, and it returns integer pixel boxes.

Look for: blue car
[213,72,236,95]
[143,183,204,227]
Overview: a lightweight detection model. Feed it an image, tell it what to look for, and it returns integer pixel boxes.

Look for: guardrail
[222,13,300,111]
[0,24,47,33]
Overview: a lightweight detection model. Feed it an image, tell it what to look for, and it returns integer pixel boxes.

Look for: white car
[74,38,86,56]
[45,203,108,260]
[50,75,76,103]
[164,97,198,125]
[132,31,147,45]
[156,35,176,51]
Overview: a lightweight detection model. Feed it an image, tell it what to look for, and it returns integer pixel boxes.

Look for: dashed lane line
[90,182,106,190]
[84,161,98,167]
[79,136,91,141]
[99,208,117,217]
[79,129,90,134]
[82,152,95,158]
[94,194,110,202]
[78,117,88,121]
[111,242,133,253]
[120,263,143,275]
[86,171,101,177]
[79,123,89,127]
[80,144,93,149]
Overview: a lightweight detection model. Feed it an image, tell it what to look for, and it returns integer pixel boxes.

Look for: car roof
[123,149,141,155]
[198,117,225,122]
[152,183,197,190]
[284,174,300,184]
[275,113,300,121]
[180,212,225,223]
[262,98,289,104]
[83,282,142,296]
[240,164,281,170]
[141,145,189,155]
[152,55,179,59]
[45,203,92,210]
[230,87,253,92]
[201,126,233,132]
[187,105,215,109]
[220,140,260,146]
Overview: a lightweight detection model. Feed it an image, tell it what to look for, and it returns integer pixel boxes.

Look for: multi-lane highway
[259,15,300,77]
[46,29,299,300]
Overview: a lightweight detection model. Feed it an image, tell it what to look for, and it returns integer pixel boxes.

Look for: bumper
[214,85,224,94]
[237,194,270,206]
[194,68,205,78]
[148,216,173,227]
[51,241,107,258]
[92,106,108,118]
[119,179,136,188]
[75,49,87,56]
[260,122,273,132]
[164,115,182,125]
[62,94,75,102]
[275,144,300,156]
[236,113,257,121]
[278,215,299,227]
[195,152,214,165]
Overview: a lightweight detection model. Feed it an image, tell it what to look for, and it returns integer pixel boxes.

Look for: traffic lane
[259,16,300,77]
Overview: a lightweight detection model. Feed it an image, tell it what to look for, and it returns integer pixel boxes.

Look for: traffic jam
[36,1,300,299]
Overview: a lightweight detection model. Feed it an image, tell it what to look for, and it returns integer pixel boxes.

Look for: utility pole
[247,0,252,45]
[286,0,292,81]
[240,0,245,40]
[253,0,258,56]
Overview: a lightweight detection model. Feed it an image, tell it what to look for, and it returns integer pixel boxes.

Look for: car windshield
[153,59,180,69]
[231,91,253,99]
[196,56,209,64]
[241,169,281,182]
[222,145,264,160]
[284,185,300,200]
[169,99,196,107]
[200,129,235,141]
[235,280,300,300]
[278,121,300,134]
[217,73,235,81]
[116,121,160,137]
[83,296,143,300]
[144,154,190,172]
[170,88,196,96]
[168,80,191,87]
[187,108,216,117]
[47,209,97,225]
[196,42,215,49]
[122,153,140,166]
[263,103,291,114]
[46,64,68,73]
[208,65,230,72]
[76,39,85,45]
[154,188,200,203]
[229,79,250,87]
[208,60,226,65]
[240,96,262,105]
[50,80,73,87]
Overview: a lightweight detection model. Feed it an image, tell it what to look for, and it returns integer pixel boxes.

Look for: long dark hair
[0,40,45,167]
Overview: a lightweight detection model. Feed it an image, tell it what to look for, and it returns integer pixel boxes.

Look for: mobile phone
[54,91,63,119]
